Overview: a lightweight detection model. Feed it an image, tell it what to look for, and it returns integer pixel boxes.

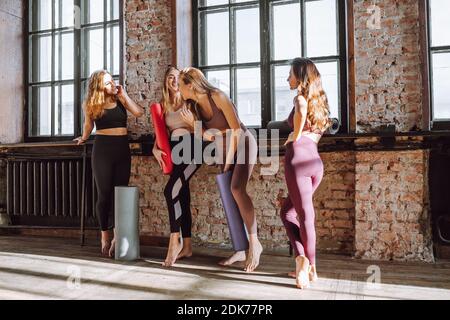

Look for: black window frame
[192,0,349,134]
[25,0,124,143]
[426,0,450,131]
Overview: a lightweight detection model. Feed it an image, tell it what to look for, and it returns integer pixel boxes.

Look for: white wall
[0,0,24,144]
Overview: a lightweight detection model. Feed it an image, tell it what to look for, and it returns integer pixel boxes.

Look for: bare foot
[177,247,193,260]
[219,251,246,266]
[288,271,296,278]
[309,265,318,282]
[108,238,116,258]
[101,231,111,257]
[163,233,183,267]
[101,239,111,256]
[177,238,193,260]
[244,236,263,273]
[295,256,310,289]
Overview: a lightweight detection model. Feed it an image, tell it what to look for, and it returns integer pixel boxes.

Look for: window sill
[3,131,450,158]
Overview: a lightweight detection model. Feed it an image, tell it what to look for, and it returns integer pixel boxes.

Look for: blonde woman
[178,67,262,273]
[152,66,203,267]
[280,58,331,289]
[75,70,144,257]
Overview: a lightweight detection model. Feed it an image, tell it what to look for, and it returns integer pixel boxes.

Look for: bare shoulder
[294,95,307,113]
[210,90,232,110]
[295,95,307,107]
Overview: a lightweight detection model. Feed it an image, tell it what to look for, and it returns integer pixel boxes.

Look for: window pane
[82,0,104,24]
[236,68,261,127]
[30,0,52,31]
[55,32,74,80]
[206,70,230,97]
[55,0,75,28]
[31,34,52,83]
[305,0,338,57]
[54,85,59,135]
[316,61,339,119]
[107,25,120,75]
[274,65,296,121]
[432,52,450,120]
[272,3,301,61]
[30,86,52,136]
[235,7,260,64]
[200,11,229,66]
[107,0,120,21]
[200,0,228,7]
[61,84,75,135]
[430,0,450,47]
[82,28,104,77]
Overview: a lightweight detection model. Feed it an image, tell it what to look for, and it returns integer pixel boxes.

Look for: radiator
[5,156,97,227]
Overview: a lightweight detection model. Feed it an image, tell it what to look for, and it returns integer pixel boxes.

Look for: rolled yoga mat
[115,186,140,261]
[216,171,249,252]
[150,103,173,175]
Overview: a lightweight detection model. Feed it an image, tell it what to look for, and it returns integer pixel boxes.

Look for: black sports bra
[94,101,127,130]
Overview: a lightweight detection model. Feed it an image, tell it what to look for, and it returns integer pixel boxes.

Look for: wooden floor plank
[0,235,449,300]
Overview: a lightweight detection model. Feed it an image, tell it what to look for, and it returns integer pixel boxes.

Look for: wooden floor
[0,235,450,300]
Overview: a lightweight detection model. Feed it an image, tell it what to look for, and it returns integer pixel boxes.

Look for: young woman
[152,66,203,267]
[75,70,144,257]
[178,67,262,273]
[280,58,331,289]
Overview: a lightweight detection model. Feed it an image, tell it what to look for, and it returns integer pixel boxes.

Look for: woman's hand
[284,132,295,146]
[116,85,126,100]
[73,137,87,145]
[117,85,145,118]
[180,105,195,128]
[203,131,216,142]
[152,145,167,169]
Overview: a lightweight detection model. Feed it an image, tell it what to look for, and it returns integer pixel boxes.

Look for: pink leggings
[280,136,323,265]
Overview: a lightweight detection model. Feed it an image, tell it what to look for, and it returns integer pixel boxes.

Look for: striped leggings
[164,134,202,238]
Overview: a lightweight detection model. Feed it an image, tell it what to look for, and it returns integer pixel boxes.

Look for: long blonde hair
[291,58,331,132]
[83,70,114,120]
[179,67,218,96]
[161,66,184,114]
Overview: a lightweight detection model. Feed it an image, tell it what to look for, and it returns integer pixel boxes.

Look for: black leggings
[92,135,131,231]
[164,134,202,238]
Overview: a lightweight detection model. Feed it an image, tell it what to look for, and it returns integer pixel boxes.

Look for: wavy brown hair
[291,58,331,133]
[83,70,114,120]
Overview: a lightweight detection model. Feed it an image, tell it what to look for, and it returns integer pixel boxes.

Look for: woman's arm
[292,95,308,142]
[117,85,145,118]
[74,109,94,145]
[211,92,242,172]
[180,105,215,142]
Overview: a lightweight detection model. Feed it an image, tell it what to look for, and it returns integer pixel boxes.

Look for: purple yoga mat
[216,171,249,252]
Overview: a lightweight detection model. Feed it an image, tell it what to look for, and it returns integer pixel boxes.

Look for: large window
[27,0,122,141]
[193,0,348,131]
[428,0,450,129]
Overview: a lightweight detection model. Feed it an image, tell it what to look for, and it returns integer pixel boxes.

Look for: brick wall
[355,149,434,262]
[124,0,173,139]
[131,151,356,254]
[354,0,423,132]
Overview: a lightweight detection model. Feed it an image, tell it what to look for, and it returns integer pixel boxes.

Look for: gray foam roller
[115,186,140,261]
